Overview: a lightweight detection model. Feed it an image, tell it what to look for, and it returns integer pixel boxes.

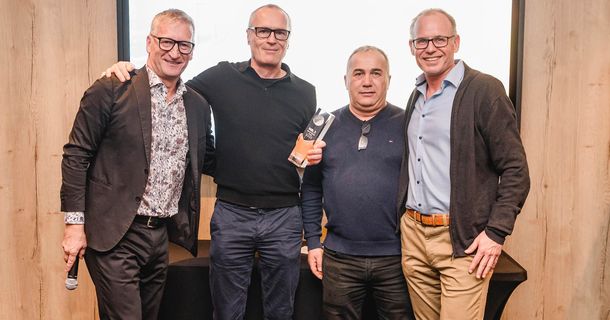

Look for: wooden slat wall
[1,1,116,319]
[2,0,609,319]
[502,0,610,319]
[1,1,38,319]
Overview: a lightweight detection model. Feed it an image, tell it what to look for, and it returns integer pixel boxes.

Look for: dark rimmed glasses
[150,34,195,54]
[358,121,371,151]
[411,35,455,49]
[248,27,291,41]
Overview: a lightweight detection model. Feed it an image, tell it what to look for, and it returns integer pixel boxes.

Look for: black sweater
[187,61,316,208]
[302,104,405,256]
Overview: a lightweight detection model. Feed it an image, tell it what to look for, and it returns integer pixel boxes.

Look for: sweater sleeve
[186,64,217,102]
[301,163,324,250]
[479,83,530,244]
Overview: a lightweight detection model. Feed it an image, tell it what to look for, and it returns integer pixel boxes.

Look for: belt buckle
[146,216,155,228]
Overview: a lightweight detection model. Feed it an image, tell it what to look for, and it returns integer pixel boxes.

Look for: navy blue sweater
[301,104,405,256]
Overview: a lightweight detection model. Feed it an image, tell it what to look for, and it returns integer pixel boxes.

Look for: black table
[159,241,526,320]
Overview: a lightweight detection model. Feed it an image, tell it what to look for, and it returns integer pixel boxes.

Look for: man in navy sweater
[302,46,413,320]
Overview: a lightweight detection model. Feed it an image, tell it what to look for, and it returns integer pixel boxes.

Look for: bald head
[248,4,291,30]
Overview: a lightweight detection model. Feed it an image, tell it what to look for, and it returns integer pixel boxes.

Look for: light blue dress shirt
[406,60,465,214]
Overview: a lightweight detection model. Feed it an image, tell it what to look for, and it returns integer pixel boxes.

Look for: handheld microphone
[65,258,79,290]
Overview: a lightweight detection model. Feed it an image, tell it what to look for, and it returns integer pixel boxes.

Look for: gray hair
[409,8,457,39]
[248,4,292,30]
[346,45,390,74]
[150,9,195,38]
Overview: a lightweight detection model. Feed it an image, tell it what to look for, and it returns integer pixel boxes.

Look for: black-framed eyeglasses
[248,27,291,41]
[358,122,371,151]
[411,35,455,49]
[150,34,195,54]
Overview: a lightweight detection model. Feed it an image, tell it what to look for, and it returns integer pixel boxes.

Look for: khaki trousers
[400,214,490,320]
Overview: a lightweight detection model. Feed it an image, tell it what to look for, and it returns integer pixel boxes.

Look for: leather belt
[133,215,167,228]
[406,209,450,227]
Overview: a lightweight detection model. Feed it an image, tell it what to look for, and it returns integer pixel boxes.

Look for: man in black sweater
[302,46,413,320]
[104,4,323,320]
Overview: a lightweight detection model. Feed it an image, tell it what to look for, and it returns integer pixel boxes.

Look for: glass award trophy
[288,108,334,168]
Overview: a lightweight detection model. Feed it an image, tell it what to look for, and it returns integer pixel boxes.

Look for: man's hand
[101,62,135,82]
[307,248,324,279]
[62,224,87,272]
[464,231,502,279]
[306,139,326,166]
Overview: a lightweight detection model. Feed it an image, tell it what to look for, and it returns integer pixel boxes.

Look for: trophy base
[288,134,314,168]
[288,154,308,168]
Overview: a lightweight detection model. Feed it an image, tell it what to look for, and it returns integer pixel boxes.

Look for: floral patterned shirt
[136,66,189,218]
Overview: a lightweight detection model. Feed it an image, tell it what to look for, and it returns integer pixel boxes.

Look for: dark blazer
[61,67,214,256]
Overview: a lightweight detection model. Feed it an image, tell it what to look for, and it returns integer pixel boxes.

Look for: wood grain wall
[502,0,610,319]
[1,0,116,318]
[1,0,609,319]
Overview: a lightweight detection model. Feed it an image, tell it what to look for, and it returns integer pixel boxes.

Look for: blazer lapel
[183,92,199,181]
[133,67,153,166]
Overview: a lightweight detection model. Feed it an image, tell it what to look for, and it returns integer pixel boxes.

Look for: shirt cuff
[64,212,85,224]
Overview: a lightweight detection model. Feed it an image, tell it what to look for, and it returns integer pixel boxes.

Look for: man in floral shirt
[60,9,214,320]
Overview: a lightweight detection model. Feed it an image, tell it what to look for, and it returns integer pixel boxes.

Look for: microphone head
[65,277,78,290]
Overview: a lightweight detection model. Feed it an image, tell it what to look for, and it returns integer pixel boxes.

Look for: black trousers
[85,220,169,320]
[322,249,414,320]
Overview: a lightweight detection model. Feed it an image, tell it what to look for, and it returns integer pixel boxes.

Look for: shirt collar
[345,102,391,125]
[238,60,293,82]
[443,59,465,88]
[414,59,465,89]
[145,65,187,97]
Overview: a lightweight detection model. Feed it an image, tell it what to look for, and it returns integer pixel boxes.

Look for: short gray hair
[409,8,457,39]
[150,9,195,38]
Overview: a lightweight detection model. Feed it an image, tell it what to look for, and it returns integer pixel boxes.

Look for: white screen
[128,1,512,112]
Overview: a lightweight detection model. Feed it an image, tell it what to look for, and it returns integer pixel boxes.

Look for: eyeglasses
[411,35,455,49]
[248,27,291,41]
[150,34,195,54]
[358,122,371,151]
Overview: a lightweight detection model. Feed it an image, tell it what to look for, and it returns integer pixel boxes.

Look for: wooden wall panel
[35,1,117,319]
[0,1,40,319]
[1,0,116,319]
[199,175,216,240]
[35,1,95,317]
[503,0,610,319]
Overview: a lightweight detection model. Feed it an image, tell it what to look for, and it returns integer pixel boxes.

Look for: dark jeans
[209,200,303,320]
[322,249,414,320]
[85,221,169,320]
